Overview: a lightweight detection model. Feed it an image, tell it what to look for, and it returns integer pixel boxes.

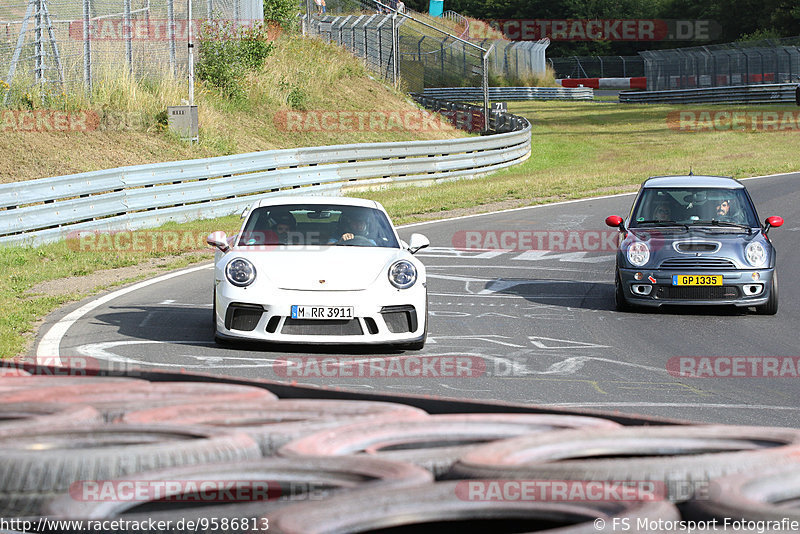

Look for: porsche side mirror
[764,216,783,235]
[207,231,230,252]
[408,233,430,254]
[605,215,624,230]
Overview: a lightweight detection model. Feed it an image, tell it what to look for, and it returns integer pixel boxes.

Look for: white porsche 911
[206,197,430,349]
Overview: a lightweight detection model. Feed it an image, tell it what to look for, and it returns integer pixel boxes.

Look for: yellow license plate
[672,275,722,286]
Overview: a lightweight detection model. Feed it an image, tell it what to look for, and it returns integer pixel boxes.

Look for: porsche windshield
[630,187,759,228]
[237,205,400,248]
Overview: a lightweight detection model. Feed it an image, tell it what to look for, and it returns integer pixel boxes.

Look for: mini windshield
[630,187,759,228]
[238,205,400,248]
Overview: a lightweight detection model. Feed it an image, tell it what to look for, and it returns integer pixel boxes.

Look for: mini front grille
[659,258,737,270]
[656,286,739,300]
[281,319,363,336]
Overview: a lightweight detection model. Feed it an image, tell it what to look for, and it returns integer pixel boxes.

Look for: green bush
[263,0,297,30]
[195,20,276,99]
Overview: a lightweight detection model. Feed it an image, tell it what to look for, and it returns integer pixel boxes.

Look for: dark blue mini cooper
[606,175,783,314]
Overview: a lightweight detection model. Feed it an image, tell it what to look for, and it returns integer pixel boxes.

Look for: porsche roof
[642,175,744,189]
[251,196,381,209]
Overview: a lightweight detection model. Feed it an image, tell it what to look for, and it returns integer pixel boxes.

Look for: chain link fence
[303,0,548,93]
[1,0,262,100]
[641,37,800,91]
[548,55,644,79]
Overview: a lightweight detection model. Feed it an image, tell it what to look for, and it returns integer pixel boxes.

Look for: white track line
[35,171,797,363]
[36,264,212,365]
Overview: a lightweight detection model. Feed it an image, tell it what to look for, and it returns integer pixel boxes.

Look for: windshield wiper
[691,220,752,233]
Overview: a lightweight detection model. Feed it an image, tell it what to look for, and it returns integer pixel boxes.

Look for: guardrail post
[482,44,494,132]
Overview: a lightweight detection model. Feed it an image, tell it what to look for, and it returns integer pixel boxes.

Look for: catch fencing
[0,0,262,100]
[0,104,530,246]
[302,0,548,93]
[641,36,800,91]
[549,55,643,79]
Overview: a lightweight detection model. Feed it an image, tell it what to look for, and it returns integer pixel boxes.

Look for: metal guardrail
[619,83,800,104]
[421,86,594,101]
[0,108,531,247]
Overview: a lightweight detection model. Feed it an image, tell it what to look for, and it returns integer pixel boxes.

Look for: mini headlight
[745,241,767,268]
[626,241,650,267]
[388,260,417,289]
[226,258,256,287]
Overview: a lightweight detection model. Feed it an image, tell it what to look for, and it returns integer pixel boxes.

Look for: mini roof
[642,175,745,189]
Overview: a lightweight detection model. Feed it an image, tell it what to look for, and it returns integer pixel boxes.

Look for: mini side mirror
[605,215,624,229]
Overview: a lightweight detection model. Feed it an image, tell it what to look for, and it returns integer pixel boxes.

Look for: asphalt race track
[36,172,800,427]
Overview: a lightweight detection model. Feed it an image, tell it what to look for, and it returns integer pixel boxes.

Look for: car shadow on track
[93,305,412,355]
[489,279,751,316]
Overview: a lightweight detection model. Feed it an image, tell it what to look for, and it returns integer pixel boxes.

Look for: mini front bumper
[618,268,774,307]
[214,281,427,344]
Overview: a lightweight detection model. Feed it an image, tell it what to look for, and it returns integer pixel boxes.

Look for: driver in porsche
[332,212,376,244]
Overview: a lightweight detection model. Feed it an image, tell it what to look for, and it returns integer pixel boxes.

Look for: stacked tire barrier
[2,364,800,532]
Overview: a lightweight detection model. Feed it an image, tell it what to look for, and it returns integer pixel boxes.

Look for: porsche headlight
[226,258,256,287]
[745,241,767,268]
[627,241,650,267]
[388,260,417,289]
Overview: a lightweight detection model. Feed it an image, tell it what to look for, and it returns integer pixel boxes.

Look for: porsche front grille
[281,319,364,336]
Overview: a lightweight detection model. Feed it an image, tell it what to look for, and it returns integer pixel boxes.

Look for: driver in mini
[715,197,746,224]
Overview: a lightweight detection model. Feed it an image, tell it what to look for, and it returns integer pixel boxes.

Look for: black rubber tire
[450,425,800,502]
[0,381,277,422]
[279,414,621,478]
[121,399,429,455]
[754,271,778,315]
[266,480,680,534]
[0,425,261,517]
[614,269,631,312]
[0,403,103,435]
[45,456,433,526]
[683,463,800,521]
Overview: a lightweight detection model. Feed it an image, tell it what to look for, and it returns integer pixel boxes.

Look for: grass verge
[3,99,800,358]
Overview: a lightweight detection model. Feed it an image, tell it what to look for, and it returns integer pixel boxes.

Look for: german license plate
[291,305,354,320]
[672,275,722,286]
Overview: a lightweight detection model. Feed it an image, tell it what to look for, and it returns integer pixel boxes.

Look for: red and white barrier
[557,77,647,90]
